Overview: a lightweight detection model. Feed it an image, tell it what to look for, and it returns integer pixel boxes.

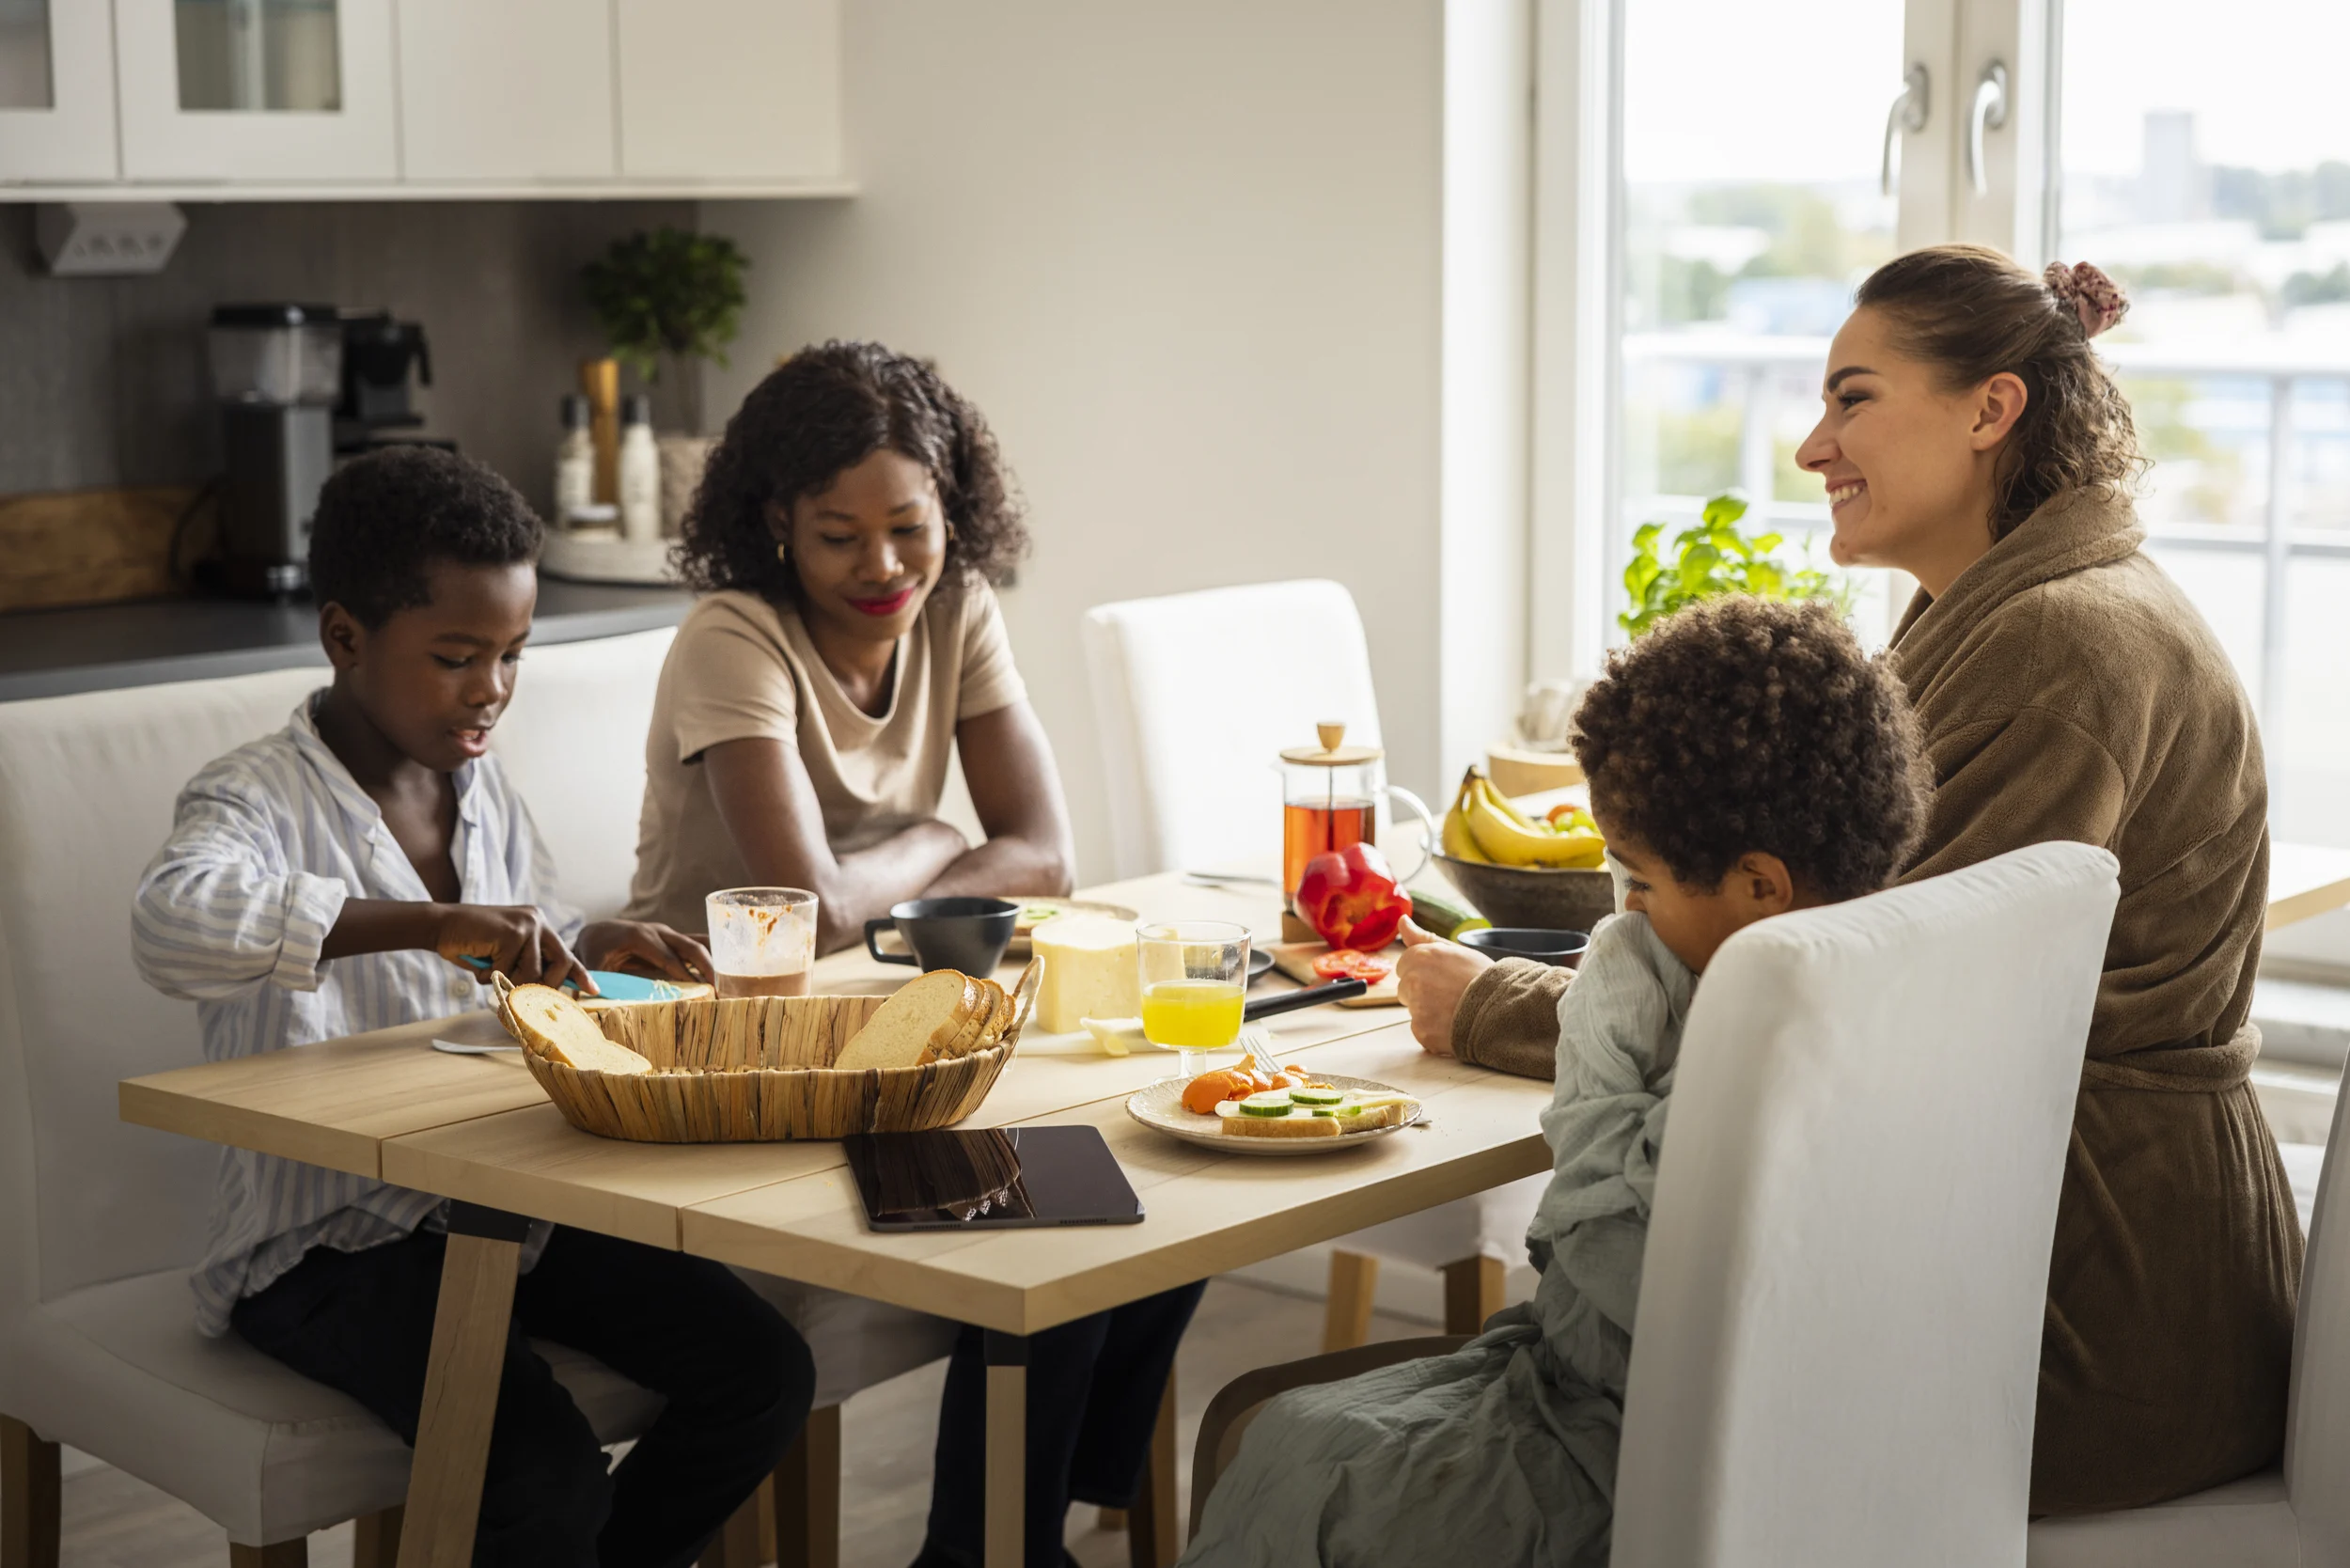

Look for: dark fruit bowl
[1434,855,1617,935]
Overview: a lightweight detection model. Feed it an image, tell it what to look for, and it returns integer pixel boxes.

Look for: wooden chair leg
[0,1416,61,1568]
[352,1507,404,1568]
[1124,1370,1180,1568]
[772,1402,841,1568]
[1440,1255,1505,1337]
[1323,1249,1380,1352]
[228,1541,307,1567]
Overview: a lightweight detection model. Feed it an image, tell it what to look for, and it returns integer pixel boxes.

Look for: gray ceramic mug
[865,897,1020,974]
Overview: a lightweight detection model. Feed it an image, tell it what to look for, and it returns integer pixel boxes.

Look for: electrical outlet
[35,203,188,277]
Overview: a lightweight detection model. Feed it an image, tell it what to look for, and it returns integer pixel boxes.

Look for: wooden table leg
[1124,1369,1181,1568]
[396,1204,528,1568]
[983,1330,1026,1568]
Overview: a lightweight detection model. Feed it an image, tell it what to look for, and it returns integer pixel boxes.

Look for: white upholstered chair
[1612,841,2118,1565]
[1081,579,1548,1348]
[0,656,662,1565]
[0,629,955,1566]
[2026,1071,2350,1567]
[1187,842,2120,1555]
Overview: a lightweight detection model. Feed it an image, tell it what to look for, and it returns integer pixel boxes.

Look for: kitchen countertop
[0,577,692,703]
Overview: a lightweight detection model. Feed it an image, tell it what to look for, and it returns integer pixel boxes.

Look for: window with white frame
[1533,0,2350,916]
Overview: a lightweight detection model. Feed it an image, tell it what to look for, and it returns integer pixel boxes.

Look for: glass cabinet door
[0,0,52,109]
[0,0,118,182]
[115,0,394,181]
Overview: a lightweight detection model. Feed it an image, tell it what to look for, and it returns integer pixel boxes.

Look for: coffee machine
[335,310,433,451]
[205,303,340,599]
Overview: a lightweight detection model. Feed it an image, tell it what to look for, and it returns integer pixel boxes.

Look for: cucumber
[1406,889,1481,940]
[1290,1086,1346,1106]
[1237,1090,1295,1118]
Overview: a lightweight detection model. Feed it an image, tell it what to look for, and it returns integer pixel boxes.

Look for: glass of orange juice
[1137,921,1250,1075]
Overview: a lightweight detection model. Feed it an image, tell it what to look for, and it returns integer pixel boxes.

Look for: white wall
[702,0,1527,885]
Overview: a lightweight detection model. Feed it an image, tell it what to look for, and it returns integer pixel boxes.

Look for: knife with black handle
[1241,977,1370,1021]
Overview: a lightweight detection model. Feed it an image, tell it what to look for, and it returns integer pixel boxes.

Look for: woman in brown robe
[1399,244,2302,1514]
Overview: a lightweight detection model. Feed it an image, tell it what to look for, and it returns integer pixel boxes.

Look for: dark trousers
[232,1225,814,1568]
[919,1281,1207,1568]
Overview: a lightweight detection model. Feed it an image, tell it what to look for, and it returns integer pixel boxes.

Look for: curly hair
[1856,243,2148,540]
[677,340,1028,600]
[1572,598,1931,902]
[306,445,542,626]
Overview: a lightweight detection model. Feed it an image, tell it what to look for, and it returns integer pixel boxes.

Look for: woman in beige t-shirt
[628,344,1199,1567]
[624,341,1075,952]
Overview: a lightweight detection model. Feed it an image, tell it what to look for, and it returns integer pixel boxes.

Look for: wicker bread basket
[495,982,1024,1143]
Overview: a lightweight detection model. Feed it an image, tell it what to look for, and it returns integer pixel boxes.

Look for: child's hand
[433,903,592,994]
[1395,917,1494,1058]
[579,920,713,984]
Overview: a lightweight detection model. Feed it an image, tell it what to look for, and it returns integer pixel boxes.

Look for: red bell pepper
[1295,842,1413,952]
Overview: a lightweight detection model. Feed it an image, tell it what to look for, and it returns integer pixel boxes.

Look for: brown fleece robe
[1451,488,2303,1513]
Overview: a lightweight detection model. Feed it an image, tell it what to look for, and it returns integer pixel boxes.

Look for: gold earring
[775,541,788,561]
[945,521,959,542]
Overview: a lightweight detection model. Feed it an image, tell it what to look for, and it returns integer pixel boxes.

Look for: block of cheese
[1029,915,1140,1034]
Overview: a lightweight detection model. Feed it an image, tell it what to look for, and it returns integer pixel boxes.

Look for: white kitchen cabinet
[615,0,838,182]
[0,0,120,181]
[396,0,613,182]
[114,0,397,181]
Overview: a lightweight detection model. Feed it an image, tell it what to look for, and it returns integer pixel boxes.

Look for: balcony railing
[1620,330,2350,734]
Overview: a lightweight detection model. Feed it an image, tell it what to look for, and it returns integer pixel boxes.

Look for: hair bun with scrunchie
[2044,261,2129,339]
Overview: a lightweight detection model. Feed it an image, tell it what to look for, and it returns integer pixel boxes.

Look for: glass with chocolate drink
[705,887,817,998]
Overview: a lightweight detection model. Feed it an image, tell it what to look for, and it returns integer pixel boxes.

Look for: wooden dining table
[118,870,1555,1568]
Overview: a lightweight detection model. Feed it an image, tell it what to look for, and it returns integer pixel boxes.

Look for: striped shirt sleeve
[132,764,350,1001]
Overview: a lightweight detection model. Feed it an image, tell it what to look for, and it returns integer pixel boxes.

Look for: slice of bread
[956,978,1012,1059]
[833,970,981,1072]
[504,984,655,1075]
[1217,1106,1341,1139]
[920,977,996,1066]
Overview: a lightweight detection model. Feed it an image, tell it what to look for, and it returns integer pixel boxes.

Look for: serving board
[1266,941,1402,1007]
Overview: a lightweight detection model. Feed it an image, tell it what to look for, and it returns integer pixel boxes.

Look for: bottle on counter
[554,394,594,528]
[618,394,660,542]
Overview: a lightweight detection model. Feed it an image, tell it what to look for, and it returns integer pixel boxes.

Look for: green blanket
[1179,914,1693,1567]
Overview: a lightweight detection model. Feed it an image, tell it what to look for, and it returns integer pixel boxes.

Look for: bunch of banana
[1441,767,1606,870]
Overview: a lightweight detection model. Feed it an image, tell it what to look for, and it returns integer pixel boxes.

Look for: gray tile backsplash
[0,199,706,518]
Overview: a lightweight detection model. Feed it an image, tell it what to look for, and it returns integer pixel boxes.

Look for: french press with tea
[1277,722,1434,911]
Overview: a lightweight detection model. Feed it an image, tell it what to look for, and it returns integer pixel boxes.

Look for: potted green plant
[582,225,751,386]
[1619,491,1854,637]
[582,226,750,530]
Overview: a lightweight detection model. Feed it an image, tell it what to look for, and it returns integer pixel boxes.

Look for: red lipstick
[846,588,917,617]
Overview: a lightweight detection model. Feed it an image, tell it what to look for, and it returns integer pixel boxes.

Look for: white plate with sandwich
[1123,1074,1424,1156]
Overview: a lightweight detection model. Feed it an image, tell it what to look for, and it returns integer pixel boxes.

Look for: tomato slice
[1312,949,1392,983]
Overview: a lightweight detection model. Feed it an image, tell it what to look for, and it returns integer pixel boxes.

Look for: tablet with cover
[843,1125,1145,1231]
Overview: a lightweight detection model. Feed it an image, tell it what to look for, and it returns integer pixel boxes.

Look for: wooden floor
[40,1278,1432,1568]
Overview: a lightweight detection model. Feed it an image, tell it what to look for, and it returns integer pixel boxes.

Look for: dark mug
[865,897,1020,974]
[1457,926,1590,969]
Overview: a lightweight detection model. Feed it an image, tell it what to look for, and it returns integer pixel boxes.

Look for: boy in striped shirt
[134,447,811,1565]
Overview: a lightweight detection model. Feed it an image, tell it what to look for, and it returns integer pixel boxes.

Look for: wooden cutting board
[1267,941,1402,1007]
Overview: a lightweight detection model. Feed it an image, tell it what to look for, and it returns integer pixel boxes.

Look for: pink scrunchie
[2044,261,2128,339]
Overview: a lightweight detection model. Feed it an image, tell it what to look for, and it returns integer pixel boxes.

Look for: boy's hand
[579,920,713,984]
[1395,917,1494,1058]
[433,903,592,994]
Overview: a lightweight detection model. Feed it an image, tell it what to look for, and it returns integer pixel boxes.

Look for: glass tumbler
[1136,920,1251,1076]
[705,887,818,998]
